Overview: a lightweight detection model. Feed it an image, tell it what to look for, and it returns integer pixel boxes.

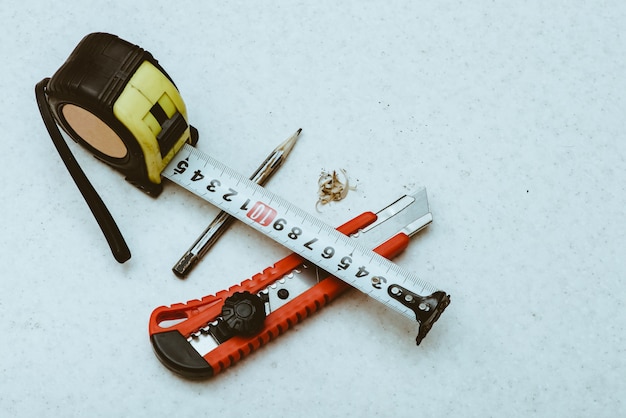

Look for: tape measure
[36,33,449,326]
[36,32,198,262]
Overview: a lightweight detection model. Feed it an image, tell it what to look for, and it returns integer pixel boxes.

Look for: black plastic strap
[35,78,131,263]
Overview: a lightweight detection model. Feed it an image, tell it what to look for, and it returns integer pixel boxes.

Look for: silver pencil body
[172,129,301,277]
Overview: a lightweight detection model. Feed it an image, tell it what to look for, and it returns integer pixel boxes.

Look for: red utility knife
[149,189,449,378]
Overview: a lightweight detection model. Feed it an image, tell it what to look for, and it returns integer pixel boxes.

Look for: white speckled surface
[2,1,625,416]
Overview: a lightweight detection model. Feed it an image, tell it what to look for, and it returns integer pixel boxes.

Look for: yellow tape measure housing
[45,32,197,195]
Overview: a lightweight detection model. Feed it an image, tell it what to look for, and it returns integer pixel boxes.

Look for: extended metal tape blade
[162,144,448,323]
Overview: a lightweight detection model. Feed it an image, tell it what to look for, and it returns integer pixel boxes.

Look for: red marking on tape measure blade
[247,202,277,226]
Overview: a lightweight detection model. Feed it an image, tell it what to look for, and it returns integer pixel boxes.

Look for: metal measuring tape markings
[36,33,450,355]
[162,145,448,322]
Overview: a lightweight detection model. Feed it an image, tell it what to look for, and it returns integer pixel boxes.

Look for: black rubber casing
[46,32,174,195]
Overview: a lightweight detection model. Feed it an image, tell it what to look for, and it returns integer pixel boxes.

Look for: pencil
[172,129,302,277]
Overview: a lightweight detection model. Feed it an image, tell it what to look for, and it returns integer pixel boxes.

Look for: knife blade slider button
[221,291,267,336]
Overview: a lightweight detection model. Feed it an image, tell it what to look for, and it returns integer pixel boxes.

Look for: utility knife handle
[203,233,410,377]
[149,212,378,377]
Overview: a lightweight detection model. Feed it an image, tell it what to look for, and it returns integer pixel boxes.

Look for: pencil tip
[277,128,301,155]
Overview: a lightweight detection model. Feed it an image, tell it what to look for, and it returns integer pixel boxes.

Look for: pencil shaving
[316,169,356,212]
